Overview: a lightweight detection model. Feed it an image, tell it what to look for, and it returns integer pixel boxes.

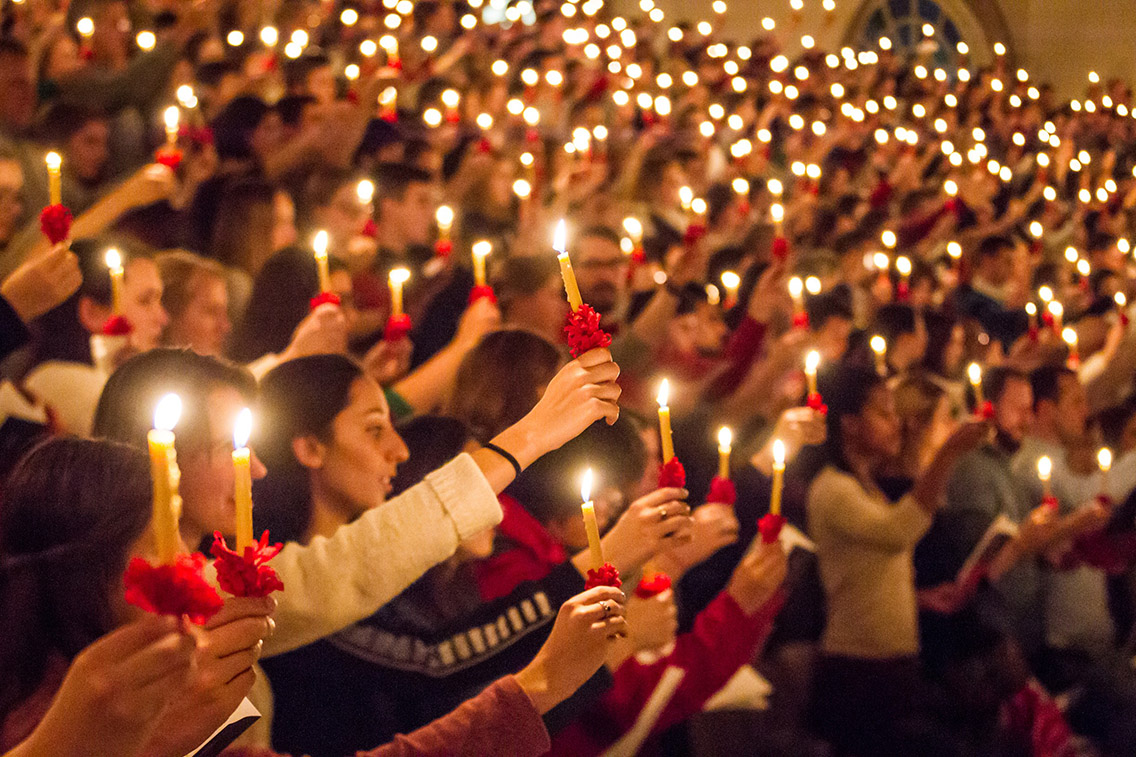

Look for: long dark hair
[254,355,365,544]
[0,438,152,722]
[227,246,321,363]
[819,363,886,474]
[28,238,116,367]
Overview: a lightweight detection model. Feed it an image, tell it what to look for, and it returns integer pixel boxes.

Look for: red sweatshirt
[548,589,785,757]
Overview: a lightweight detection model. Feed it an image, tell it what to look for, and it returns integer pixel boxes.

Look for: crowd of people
[2,0,1136,754]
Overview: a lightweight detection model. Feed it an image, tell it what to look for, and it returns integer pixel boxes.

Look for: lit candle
[472,240,491,287]
[870,335,887,375]
[1098,447,1112,497]
[770,439,786,516]
[896,255,912,299]
[105,248,125,315]
[771,202,785,236]
[163,106,179,148]
[1037,455,1053,500]
[313,230,332,294]
[720,270,740,308]
[718,427,732,479]
[580,468,604,570]
[1062,327,1079,368]
[1048,300,1064,333]
[357,179,375,205]
[379,86,398,122]
[148,394,183,564]
[789,276,805,317]
[554,219,583,311]
[657,379,674,463]
[232,408,254,551]
[1026,302,1039,339]
[968,362,984,406]
[679,185,693,213]
[804,349,820,396]
[45,152,62,206]
[1115,292,1128,324]
[389,267,410,317]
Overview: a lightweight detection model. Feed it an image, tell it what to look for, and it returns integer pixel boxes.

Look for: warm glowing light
[772,438,786,467]
[233,407,252,449]
[657,378,670,408]
[1037,455,1052,481]
[967,362,982,387]
[553,219,567,254]
[1099,448,1113,473]
[870,335,886,356]
[581,467,593,502]
[154,393,182,432]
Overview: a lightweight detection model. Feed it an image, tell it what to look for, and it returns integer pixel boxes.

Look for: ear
[77,296,110,334]
[292,435,327,470]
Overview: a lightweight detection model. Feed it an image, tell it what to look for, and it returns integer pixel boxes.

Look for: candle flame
[153,393,182,432]
[1026,302,1037,316]
[770,203,785,223]
[1048,301,1064,318]
[870,335,886,356]
[436,205,454,228]
[1115,292,1127,308]
[718,426,732,449]
[881,230,897,248]
[873,252,890,270]
[357,179,375,204]
[553,219,567,254]
[1038,286,1053,302]
[104,248,122,271]
[1037,455,1052,481]
[1062,327,1077,346]
[788,276,804,298]
[163,106,180,130]
[1098,447,1113,472]
[233,407,252,449]
[472,240,492,258]
[805,276,822,295]
[967,362,982,387]
[313,230,329,257]
[721,270,740,289]
[581,467,593,502]
[623,217,643,238]
[896,256,912,276]
[805,349,820,373]
[657,378,670,408]
[947,241,962,259]
[772,438,786,466]
[45,151,61,170]
[389,267,411,285]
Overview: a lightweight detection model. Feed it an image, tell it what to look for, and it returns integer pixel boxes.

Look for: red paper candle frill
[1028,324,1040,343]
[384,313,412,342]
[630,246,647,264]
[658,457,686,488]
[635,572,672,598]
[806,392,828,415]
[563,304,612,358]
[896,281,910,302]
[791,311,810,329]
[468,284,497,305]
[434,239,453,258]
[309,291,342,310]
[772,235,790,262]
[1120,312,1130,328]
[979,400,995,420]
[123,553,223,625]
[154,146,183,170]
[584,561,622,589]
[39,204,72,244]
[1041,494,1059,511]
[758,513,786,544]
[210,531,285,598]
[683,223,707,247]
[707,475,737,505]
[101,315,133,336]
[362,218,378,238]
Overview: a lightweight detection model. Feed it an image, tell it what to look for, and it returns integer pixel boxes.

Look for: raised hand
[726,539,788,615]
[1,242,81,323]
[601,487,693,574]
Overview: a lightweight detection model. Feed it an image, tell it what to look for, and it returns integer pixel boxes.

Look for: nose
[390,430,410,465]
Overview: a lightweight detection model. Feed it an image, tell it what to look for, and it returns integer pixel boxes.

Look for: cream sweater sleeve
[262,452,502,656]
[810,468,932,552]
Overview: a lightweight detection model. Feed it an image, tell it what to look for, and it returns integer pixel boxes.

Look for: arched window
[853,0,967,69]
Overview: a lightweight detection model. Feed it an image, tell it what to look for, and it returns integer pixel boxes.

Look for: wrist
[514,657,560,714]
[492,420,540,471]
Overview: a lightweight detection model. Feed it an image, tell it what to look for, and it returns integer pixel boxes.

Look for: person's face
[844,384,902,461]
[249,111,284,162]
[306,65,336,104]
[1054,374,1089,444]
[46,35,83,79]
[941,324,965,376]
[272,191,298,251]
[983,247,1014,286]
[169,274,230,356]
[92,1,130,64]
[0,51,32,130]
[315,377,409,517]
[317,183,370,248]
[815,316,853,362]
[994,378,1033,443]
[893,318,928,371]
[574,234,627,315]
[67,119,111,182]
[178,387,265,542]
[123,259,169,351]
[658,161,686,207]
[508,275,570,344]
[388,182,435,246]
[0,159,24,244]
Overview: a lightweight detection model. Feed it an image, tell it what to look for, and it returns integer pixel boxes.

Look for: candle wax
[233,447,253,551]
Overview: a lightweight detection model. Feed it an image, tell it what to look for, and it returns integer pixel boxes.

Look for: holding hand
[514,586,627,714]
[726,539,788,615]
[1,243,81,323]
[280,303,348,362]
[625,588,678,653]
[602,487,693,574]
[657,502,740,579]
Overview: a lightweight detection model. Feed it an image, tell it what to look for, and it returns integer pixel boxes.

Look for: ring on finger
[659,506,668,522]
[600,600,611,618]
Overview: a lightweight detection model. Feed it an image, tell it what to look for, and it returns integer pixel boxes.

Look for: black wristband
[484,442,522,478]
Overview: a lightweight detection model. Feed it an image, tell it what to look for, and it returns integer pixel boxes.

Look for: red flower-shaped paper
[1121,312,1130,328]
[476,138,493,154]
[154,146,183,171]
[635,572,672,599]
[658,457,686,488]
[772,235,790,262]
[978,400,995,420]
[39,204,72,244]
[584,562,622,589]
[1041,494,1059,511]
[123,553,224,625]
[101,315,133,336]
[758,513,785,544]
[683,223,707,247]
[362,218,377,238]
[434,239,453,258]
[707,475,737,506]
[896,281,910,302]
[563,304,612,358]
[468,284,497,305]
[806,392,828,415]
[1028,324,1040,343]
[630,246,646,264]
[791,311,810,329]
[381,110,398,124]
[384,313,412,342]
[310,291,342,310]
[210,531,285,598]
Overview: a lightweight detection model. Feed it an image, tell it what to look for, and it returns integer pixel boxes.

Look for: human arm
[910,418,992,513]
[0,243,80,359]
[569,487,694,577]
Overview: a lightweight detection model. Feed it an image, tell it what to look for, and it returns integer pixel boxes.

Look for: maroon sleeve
[707,316,768,399]
[355,676,550,757]
[601,589,785,738]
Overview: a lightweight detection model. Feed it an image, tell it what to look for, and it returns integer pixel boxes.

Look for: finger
[121,632,197,688]
[636,488,689,508]
[576,348,613,368]
[583,600,625,625]
[573,585,625,606]
[590,382,622,402]
[211,646,261,685]
[585,361,621,384]
[601,616,629,639]
[200,616,273,658]
[89,615,184,658]
[204,597,276,630]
